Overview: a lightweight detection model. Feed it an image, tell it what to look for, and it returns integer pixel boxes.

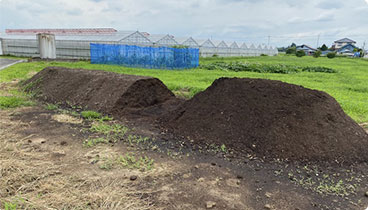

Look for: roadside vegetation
[1,55,368,123]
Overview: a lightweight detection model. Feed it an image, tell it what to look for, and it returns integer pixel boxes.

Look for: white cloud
[0,0,367,47]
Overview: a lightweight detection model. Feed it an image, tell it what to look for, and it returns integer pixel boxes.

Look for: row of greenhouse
[0,30,278,58]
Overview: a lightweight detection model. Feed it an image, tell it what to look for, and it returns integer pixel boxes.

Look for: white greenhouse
[0,29,278,58]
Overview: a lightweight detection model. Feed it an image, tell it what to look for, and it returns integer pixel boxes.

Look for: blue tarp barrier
[90,43,199,69]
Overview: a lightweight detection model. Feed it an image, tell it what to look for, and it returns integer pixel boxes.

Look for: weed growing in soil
[45,103,58,110]
[83,138,108,147]
[285,165,362,197]
[118,153,154,171]
[89,121,129,142]
[81,110,102,119]
[127,134,151,146]
[3,202,17,210]
[99,158,114,170]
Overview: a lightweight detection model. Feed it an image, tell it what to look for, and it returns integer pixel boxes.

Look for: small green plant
[118,153,154,171]
[45,103,58,110]
[220,144,227,153]
[100,116,113,121]
[89,122,129,142]
[4,202,17,210]
[83,138,108,147]
[327,52,336,59]
[99,158,114,170]
[81,110,102,119]
[127,134,150,146]
[295,50,306,57]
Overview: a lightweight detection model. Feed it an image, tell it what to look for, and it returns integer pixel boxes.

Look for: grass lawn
[0,55,367,123]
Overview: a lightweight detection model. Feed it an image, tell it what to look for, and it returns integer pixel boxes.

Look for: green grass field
[0,55,367,123]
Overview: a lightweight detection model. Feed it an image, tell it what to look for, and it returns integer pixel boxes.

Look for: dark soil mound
[162,78,368,163]
[24,67,175,117]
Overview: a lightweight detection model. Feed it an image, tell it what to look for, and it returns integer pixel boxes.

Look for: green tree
[319,44,328,51]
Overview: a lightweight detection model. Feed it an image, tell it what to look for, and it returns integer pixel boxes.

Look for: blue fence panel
[90,43,199,69]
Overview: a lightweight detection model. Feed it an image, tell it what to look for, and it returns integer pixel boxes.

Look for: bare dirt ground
[1,77,368,209]
[1,105,368,210]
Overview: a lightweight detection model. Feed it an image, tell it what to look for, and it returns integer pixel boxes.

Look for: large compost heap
[162,78,368,163]
[24,67,175,115]
[25,68,368,163]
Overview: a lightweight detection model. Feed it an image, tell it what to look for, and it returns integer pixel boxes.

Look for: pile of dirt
[24,67,175,117]
[162,77,368,163]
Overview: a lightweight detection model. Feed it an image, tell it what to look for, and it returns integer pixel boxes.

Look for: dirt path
[1,105,368,209]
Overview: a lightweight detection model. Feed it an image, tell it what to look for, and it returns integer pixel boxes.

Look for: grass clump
[127,134,150,146]
[89,121,129,142]
[83,137,108,147]
[81,110,102,119]
[81,110,113,121]
[3,202,17,210]
[0,96,34,109]
[45,103,58,110]
[118,153,154,171]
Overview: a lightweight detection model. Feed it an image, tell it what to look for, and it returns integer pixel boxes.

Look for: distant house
[296,45,317,55]
[337,44,358,55]
[332,38,356,49]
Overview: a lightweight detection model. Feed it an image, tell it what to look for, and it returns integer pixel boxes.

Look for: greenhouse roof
[0,31,138,42]
[229,42,239,48]
[212,40,227,47]
[240,43,248,49]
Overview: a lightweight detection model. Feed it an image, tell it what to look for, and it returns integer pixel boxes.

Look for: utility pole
[267,35,270,46]
[362,41,366,56]
[316,34,320,49]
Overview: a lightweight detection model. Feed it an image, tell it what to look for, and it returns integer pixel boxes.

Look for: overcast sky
[1,0,368,47]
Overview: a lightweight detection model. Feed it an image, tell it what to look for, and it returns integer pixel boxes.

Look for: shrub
[296,50,306,57]
[327,52,336,59]
[313,50,321,58]
[286,47,296,54]
[200,62,337,74]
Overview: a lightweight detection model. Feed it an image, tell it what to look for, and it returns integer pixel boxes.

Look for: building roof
[337,44,357,52]
[0,31,148,42]
[5,28,117,35]
[334,38,356,43]
[296,44,317,51]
